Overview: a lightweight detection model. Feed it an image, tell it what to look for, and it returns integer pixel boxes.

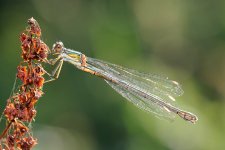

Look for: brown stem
[0,121,13,140]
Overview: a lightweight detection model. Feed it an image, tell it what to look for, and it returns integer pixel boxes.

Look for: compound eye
[55,44,62,52]
[52,41,64,53]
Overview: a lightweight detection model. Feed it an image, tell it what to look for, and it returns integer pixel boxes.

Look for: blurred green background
[0,0,225,150]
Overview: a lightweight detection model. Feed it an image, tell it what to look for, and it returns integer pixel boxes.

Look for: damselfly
[47,41,198,123]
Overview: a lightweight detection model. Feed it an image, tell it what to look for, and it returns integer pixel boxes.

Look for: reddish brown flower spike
[28,108,37,121]
[18,92,28,104]
[28,17,41,37]
[16,122,29,135]
[1,18,48,150]
[17,107,29,121]
[4,103,17,121]
[20,33,28,43]
[17,66,28,83]
[7,135,15,148]
[34,66,45,76]
[33,89,43,99]
[17,137,37,150]
[21,37,31,53]
[34,76,44,88]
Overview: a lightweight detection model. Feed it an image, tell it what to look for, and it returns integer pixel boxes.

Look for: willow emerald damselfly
[46,41,198,123]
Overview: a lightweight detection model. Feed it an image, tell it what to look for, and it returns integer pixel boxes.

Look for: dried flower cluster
[0,17,49,150]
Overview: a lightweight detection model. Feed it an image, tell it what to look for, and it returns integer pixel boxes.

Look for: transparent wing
[88,58,183,102]
[105,80,176,120]
[87,57,197,122]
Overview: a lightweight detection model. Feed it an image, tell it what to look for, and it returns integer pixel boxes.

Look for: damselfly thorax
[46,41,198,124]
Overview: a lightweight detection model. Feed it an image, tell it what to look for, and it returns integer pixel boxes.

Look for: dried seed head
[16,122,29,135]
[7,135,15,148]
[4,103,17,121]
[1,18,48,150]
[17,137,37,150]
[28,17,41,37]
[17,66,28,83]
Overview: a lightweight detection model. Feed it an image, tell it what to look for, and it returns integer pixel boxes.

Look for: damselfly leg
[45,41,198,123]
[44,56,64,83]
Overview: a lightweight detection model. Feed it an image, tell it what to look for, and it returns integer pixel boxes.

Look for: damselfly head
[52,41,64,54]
